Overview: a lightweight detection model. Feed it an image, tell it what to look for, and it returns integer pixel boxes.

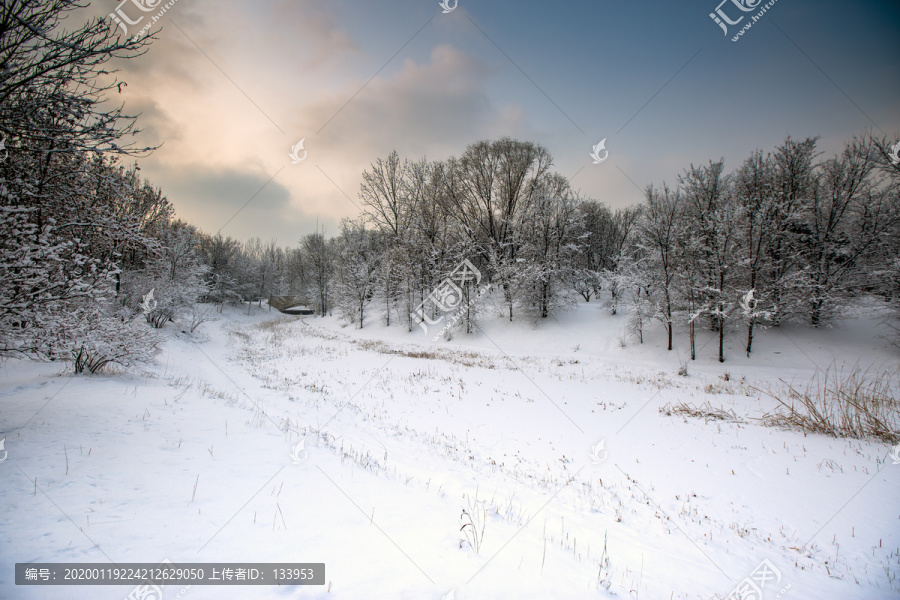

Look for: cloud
[71,2,551,243]
[131,33,527,242]
[148,162,331,243]
[300,44,497,160]
[267,0,361,69]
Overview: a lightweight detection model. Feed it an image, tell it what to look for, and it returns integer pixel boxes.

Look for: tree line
[322,135,899,363]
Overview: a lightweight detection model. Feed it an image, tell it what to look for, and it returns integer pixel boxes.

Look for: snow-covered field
[2,300,898,599]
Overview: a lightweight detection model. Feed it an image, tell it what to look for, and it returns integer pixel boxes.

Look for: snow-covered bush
[24,298,161,374]
[65,305,161,374]
[0,207,116,356]
[119,223,209,329]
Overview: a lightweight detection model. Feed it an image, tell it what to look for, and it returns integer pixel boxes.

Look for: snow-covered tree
[602,207,642,316]
[198,232,244,309]
[797,136,895,326]
[571,200,617,302]
[120,222,208,328]
[0,206,111,356]
[766,137,819,325]
[732,149,778,355]
[335,218,380,328]
[359,151,416,326]
[515,177,582,319]
[868,134,900,345]
[636,184,682,350]
[302,230,332,317]
[443,138,556,321]
[0,1,165,371]
[680,160,742,362]
[611,250,654,345]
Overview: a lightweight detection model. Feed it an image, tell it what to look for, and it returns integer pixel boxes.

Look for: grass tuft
[755,363,900,444]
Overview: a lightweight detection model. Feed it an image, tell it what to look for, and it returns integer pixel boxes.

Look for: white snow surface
[1,300,898,599]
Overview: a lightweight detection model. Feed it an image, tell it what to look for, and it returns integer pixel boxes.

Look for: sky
[80,0,900,246]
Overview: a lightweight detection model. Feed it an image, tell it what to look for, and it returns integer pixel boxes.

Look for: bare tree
[335,218,379,328]
[799,136,895,326]
[680,160,741,363]
[638,184,682,350]
[733,149,775,356]
[604,206,642,316]
[571,200,616,302]
[443,138,556,321]
[302,229,332,317]
[515,175,581,319]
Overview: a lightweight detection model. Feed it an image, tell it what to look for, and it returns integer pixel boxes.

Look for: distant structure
[268,295,314,315]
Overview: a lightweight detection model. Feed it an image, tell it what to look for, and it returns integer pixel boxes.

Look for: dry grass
[354,338,505,369]
[755,363,900,444]
[702,372,747,395]
[459,488,486,553]
[659,401,744,423]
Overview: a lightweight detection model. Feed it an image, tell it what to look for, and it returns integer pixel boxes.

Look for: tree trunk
[466,286,473,334]
[661,287,671,349]
[541,283,549,318]
[689,320,696,360]
[745,319,754,357]
[718,310,725,363]
[384,268,391,326]
[810,296,823,327]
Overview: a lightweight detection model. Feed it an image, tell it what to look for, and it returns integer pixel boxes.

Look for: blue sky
[87,0,900,244]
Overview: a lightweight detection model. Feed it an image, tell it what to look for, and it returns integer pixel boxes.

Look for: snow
[1,300,898,599]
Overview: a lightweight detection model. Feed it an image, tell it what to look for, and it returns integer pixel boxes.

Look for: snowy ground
[1,299,899,599]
